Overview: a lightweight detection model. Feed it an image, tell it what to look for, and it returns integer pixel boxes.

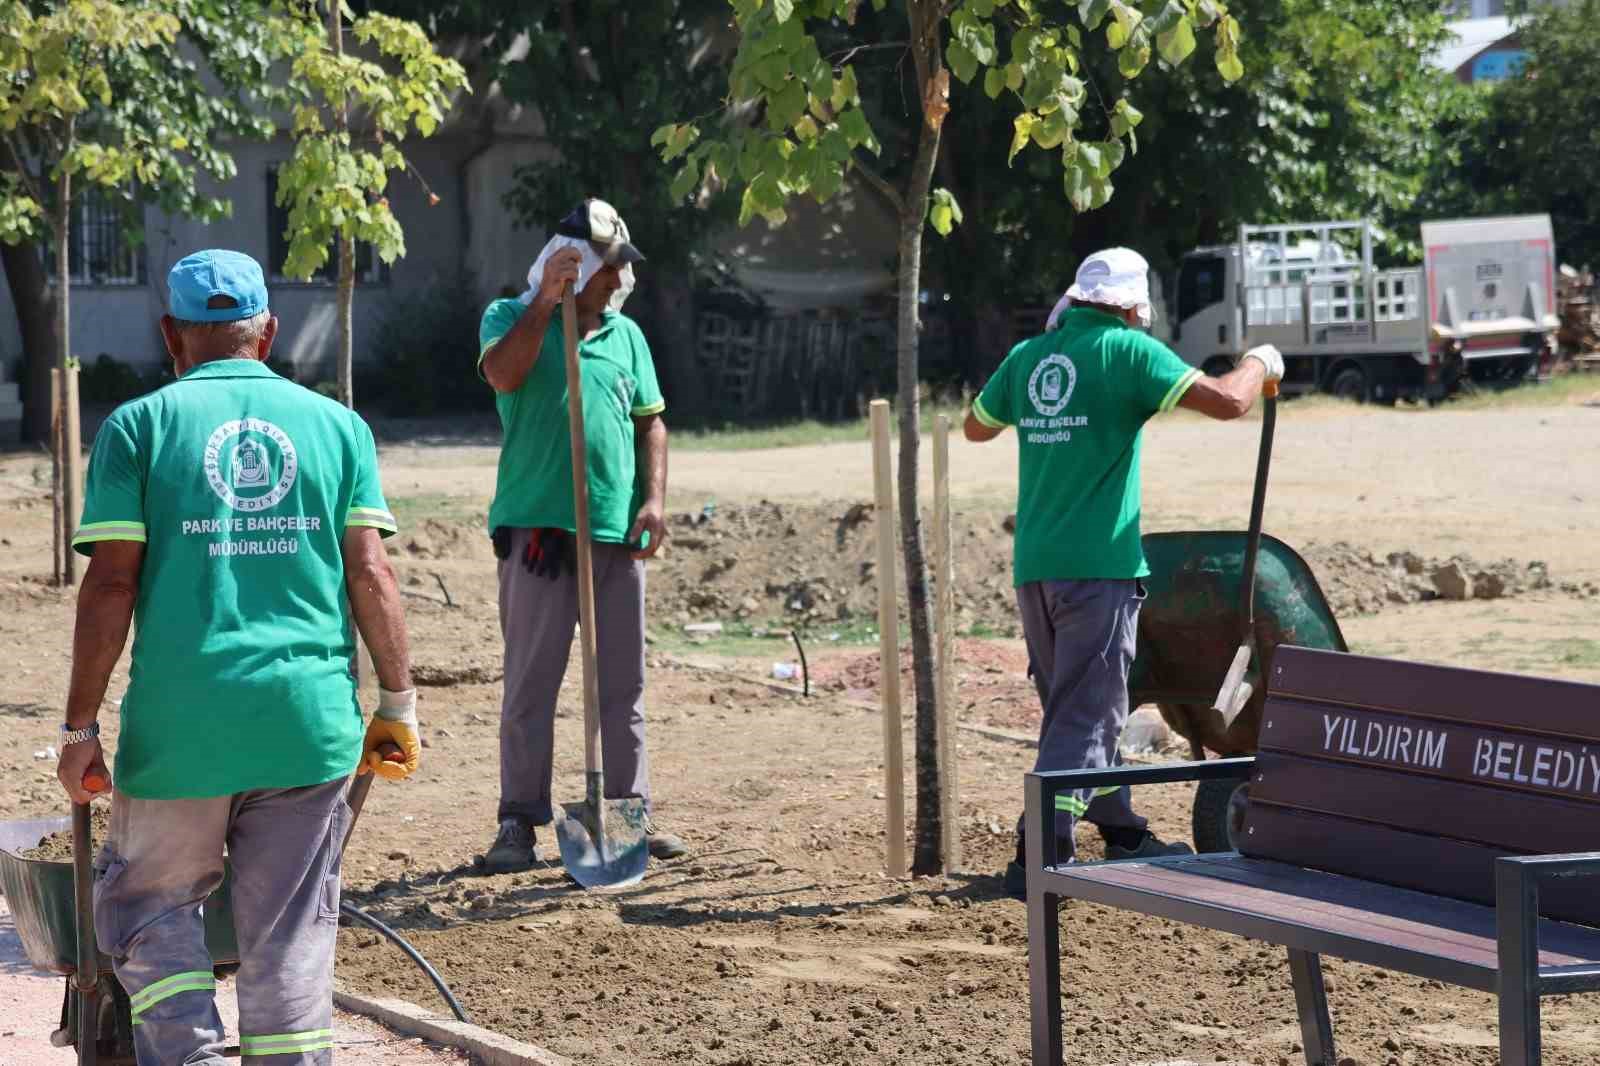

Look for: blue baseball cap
[167,250,269,322]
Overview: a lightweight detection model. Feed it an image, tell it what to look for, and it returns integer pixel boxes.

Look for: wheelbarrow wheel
[1192,776,1251,854]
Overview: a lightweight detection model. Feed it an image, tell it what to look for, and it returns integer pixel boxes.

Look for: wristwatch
[59,721,101,747]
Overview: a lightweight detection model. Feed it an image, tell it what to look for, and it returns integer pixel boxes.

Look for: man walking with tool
[962,248,1283,899]
[478,198,685,873]
[55,249,418,1063]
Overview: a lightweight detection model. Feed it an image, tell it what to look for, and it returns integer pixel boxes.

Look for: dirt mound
[15,807,110,861]
[391,518,493,562]
[1301,542,1591,616]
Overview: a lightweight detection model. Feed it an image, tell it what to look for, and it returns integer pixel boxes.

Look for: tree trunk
[898,1,946,877]
[336,236,354,409]
[1,235,56,443]
[54,174,75,586]
[330,0,354,409]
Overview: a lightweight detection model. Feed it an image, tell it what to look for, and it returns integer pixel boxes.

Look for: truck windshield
[1178,255,1226,322]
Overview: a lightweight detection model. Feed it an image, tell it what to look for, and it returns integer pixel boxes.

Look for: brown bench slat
[1271,647,1600,744]
[1250,752,1600,857]
[1051,855,1600,971]
[1259,697,1600,809]
[1240,804,1600,926]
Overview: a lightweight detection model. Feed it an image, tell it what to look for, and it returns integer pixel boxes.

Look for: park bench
[1024,645,1600,1066]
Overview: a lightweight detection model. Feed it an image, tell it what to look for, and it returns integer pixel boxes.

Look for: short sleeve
[629,323,665,416]
[74,413,146,555]
[1127,333,1203,417]
[973,342,1024,428]
[477,299,524,368]
[345,416,397,537]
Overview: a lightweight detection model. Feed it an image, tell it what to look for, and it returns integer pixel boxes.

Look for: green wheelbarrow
[1125,386,1346,854]
[1129,530,1347,854]
[0,808,242,1064]
[0,764,466,1064]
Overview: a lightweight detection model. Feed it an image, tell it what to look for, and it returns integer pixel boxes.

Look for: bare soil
[2,401,1600,1065]
[13,806,110,861]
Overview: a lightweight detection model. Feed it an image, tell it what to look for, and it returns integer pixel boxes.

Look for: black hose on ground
[339,902,472,1024]
[790,628,810,697]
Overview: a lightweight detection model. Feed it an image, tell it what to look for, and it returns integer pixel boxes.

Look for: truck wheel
[1192,777,1251,854]
[1202,356,1234,378]
[1328,364,1368,403]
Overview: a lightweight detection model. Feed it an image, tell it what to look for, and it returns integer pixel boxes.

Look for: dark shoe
[484,817,538,873]
[1003,860,1028,901]
[642,817,687,860]
[1105,831,1194,862]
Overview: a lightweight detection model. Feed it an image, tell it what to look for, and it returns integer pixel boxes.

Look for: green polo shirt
[478,299,664,541]
[73,358,398,800]
[973,307,1201,585]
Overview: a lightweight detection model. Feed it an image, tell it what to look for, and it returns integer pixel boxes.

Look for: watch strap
[60,722,101,746]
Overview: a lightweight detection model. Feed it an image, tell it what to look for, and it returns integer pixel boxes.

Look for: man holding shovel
[55,249,418,1063]
[962,247,1282,899]
[478,198,685,873]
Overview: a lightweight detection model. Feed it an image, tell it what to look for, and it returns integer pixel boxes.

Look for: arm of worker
[1177,345,1282,421]
[964,355,1017,442]
[343,526,420,780]
[57,541,144,803]
[629,413,669,559]
[479,248,582,394]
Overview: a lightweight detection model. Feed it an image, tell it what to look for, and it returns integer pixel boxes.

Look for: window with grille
[266,167,388,285]
[52,187,144,285]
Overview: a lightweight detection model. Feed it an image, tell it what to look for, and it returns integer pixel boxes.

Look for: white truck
[1167,215,1560,402]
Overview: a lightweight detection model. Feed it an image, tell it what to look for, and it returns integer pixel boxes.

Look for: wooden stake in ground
[870,399,907,878]
[932,414,961,872]
[63,363,81,585]
[50,368,62,586]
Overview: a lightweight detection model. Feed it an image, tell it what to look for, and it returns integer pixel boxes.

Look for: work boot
[1004,832,1073,902]
[484,817,538,874]
[642,816,688,860]
[1105,831,1194,862]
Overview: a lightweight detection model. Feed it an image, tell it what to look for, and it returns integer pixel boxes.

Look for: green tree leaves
[657,0,1243,240]
[273,5,466,281]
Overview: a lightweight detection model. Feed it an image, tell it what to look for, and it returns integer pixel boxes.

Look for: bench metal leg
[1025,773,1063,1066]
[1287,949,1336,1066]
[1496,861,1541,1066]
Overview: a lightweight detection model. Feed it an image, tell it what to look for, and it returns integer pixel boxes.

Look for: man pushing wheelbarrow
[962,248,1283,900]
[57,250,418,1064]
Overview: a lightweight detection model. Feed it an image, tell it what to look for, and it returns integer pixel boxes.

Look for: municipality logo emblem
[204,419,298,512]
[1027,353,1077,416]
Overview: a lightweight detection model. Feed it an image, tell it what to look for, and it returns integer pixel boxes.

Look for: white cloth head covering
[519,236,637,313]
[1049,247,1153,329]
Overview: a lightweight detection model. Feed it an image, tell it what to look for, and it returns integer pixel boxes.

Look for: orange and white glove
[1242,344,1285,382]
[359,687,420,782]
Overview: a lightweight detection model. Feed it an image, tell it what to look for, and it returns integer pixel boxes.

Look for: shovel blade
[555,797,649,890]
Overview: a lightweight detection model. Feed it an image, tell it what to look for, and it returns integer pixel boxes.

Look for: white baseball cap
[1050,247,1153,329]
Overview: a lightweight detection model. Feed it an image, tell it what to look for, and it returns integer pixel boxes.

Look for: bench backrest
[1242,646,1600,924]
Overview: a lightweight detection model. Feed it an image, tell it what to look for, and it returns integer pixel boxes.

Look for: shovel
[551,285,649,890]
[1212,379,1278,729]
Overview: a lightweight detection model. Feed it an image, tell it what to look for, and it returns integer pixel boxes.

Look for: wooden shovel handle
[561,287,604,780]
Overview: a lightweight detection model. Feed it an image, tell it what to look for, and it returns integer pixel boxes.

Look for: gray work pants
[92,778,350,1065]
[497,532,651,825]
[1016,579,1148,860]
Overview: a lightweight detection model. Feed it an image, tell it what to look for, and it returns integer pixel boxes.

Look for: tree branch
[4,133,44,207]
[852,153,905,215]
[829,42,910,66]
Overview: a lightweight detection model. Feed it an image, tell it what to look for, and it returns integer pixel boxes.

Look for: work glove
[524,528,576,581]
[1242,344,1285,383]
[359,687,420,782]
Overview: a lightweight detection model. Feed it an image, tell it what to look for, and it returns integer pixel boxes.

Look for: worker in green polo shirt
[963,247,1283,900]
[477,198,685,872]
[55,249,419,1064]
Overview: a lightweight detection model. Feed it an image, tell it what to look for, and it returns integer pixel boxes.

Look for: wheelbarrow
[0,760,467,1064]
[0,808,239,1063]
[1127,386,1347,854]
